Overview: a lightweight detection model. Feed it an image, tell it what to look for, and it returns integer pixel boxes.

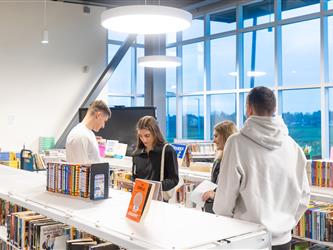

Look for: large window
[182,19,204,41]
[107,32,144,108]
[104,1,333,157]
[137,47,144,95]
[210,94,236,138]
[244,28,274,88]
[107,47,132,94]
[210,36,236,90]
[329,88,333,156]
[182,43,204,93]
[107,96,132,107]
[166,97,176,142]
[210,8,236,34]
[329,16,333,83]
[281,89,321,157]
[282,19,320,86]
[329,0,333,9]
[182,96,204,139]
[243,0,274,28]
[281,1,320,19]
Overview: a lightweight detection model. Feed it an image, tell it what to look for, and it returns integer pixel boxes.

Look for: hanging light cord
[43,0,47,29]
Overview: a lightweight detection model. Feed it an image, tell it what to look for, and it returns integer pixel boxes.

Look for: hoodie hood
[240,116,289,150]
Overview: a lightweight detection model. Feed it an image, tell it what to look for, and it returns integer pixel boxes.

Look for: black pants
[272,241,291,250]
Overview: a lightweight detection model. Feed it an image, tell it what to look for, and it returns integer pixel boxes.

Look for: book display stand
[0,165,269,249]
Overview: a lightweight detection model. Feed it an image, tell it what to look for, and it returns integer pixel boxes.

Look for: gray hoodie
[213,116,310,246]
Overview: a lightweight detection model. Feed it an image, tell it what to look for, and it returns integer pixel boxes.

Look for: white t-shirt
[66,123,101,164]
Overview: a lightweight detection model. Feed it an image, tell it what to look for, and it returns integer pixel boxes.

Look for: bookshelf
[0,225,19,250]
[292,235,333,248]
[106,157,211,182]
[310,186,333,203]
[0,165,269,249]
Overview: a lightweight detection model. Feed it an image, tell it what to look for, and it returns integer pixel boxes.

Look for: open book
[190,180,217,208]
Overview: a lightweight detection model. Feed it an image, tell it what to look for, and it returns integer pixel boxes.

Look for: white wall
[0,2,107,152]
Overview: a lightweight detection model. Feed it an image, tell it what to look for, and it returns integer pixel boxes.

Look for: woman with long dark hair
[132,116,179,197]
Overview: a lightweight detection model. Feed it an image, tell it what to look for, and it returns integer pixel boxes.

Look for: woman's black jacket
[132,144,179,191]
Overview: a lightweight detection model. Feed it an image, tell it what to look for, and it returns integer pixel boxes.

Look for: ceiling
[52,0,323,21]
[51,0,211,10]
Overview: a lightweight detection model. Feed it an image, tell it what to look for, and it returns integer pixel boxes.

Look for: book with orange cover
[126,179,155,223]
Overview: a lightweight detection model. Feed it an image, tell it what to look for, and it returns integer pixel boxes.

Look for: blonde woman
[202,120,237,213]
[132,116,179,198]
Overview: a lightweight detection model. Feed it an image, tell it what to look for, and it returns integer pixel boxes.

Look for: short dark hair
[247,86,276,116]
[88,100,111,118]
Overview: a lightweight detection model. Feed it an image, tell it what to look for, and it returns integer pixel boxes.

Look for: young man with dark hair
[66,100,111,164]
[213,86,310,250]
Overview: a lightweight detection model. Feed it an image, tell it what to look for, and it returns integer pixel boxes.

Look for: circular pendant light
[138,56,181,68]
[101,5,192,34]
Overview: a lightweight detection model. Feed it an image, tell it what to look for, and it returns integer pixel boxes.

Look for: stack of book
[46,162,109,200]
[308,160,333,187]
[0,199,26,227]
[111,170,133,191]
[0,199,120,250]
[293,200,333,242]
[47,163,90,198]
[0,152,20,169]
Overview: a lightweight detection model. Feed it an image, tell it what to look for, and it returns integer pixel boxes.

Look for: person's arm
[162,146,179,191]
[213,138,243,217]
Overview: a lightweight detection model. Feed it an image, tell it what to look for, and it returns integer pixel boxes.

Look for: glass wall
[182,42,204,93]
[244,28,274,88]
[210,8,236,34]
[329,16,333,83]
[282,19,320,86]
[107,31,144,107]
[210,36,236,90]
[281,0,320,19]
[243,0,274,28]
[182,19,204,41]
[281,89,321,157]
[329,88,333,157]
[166,97,176,142]
[105,1,333,156]
[210,94,236,138]
[182,96,204,139]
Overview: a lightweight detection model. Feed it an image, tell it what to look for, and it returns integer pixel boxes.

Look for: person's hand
[202,190,215,201]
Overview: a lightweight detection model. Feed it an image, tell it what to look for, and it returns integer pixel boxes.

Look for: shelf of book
[0,225,19,250]
[310,186,333,203]
[0,165,270,249]
[105,157,211,182]
[292,235,333,248]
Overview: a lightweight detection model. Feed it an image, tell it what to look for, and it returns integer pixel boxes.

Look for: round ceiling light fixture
[138,56,181,68]
[101,5,192,34]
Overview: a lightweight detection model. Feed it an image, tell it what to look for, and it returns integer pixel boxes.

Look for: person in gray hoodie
[213,86,310,250]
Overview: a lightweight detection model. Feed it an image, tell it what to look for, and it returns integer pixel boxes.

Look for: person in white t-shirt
[66,100,111,164]
[213,86,310,250]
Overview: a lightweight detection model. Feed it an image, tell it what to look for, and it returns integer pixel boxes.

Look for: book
[190,180,217,208]
[46,162,109,200]
[126,179,155,223]
[89,242,121,249]
[39,223,66,250]
[89,163,109,200]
